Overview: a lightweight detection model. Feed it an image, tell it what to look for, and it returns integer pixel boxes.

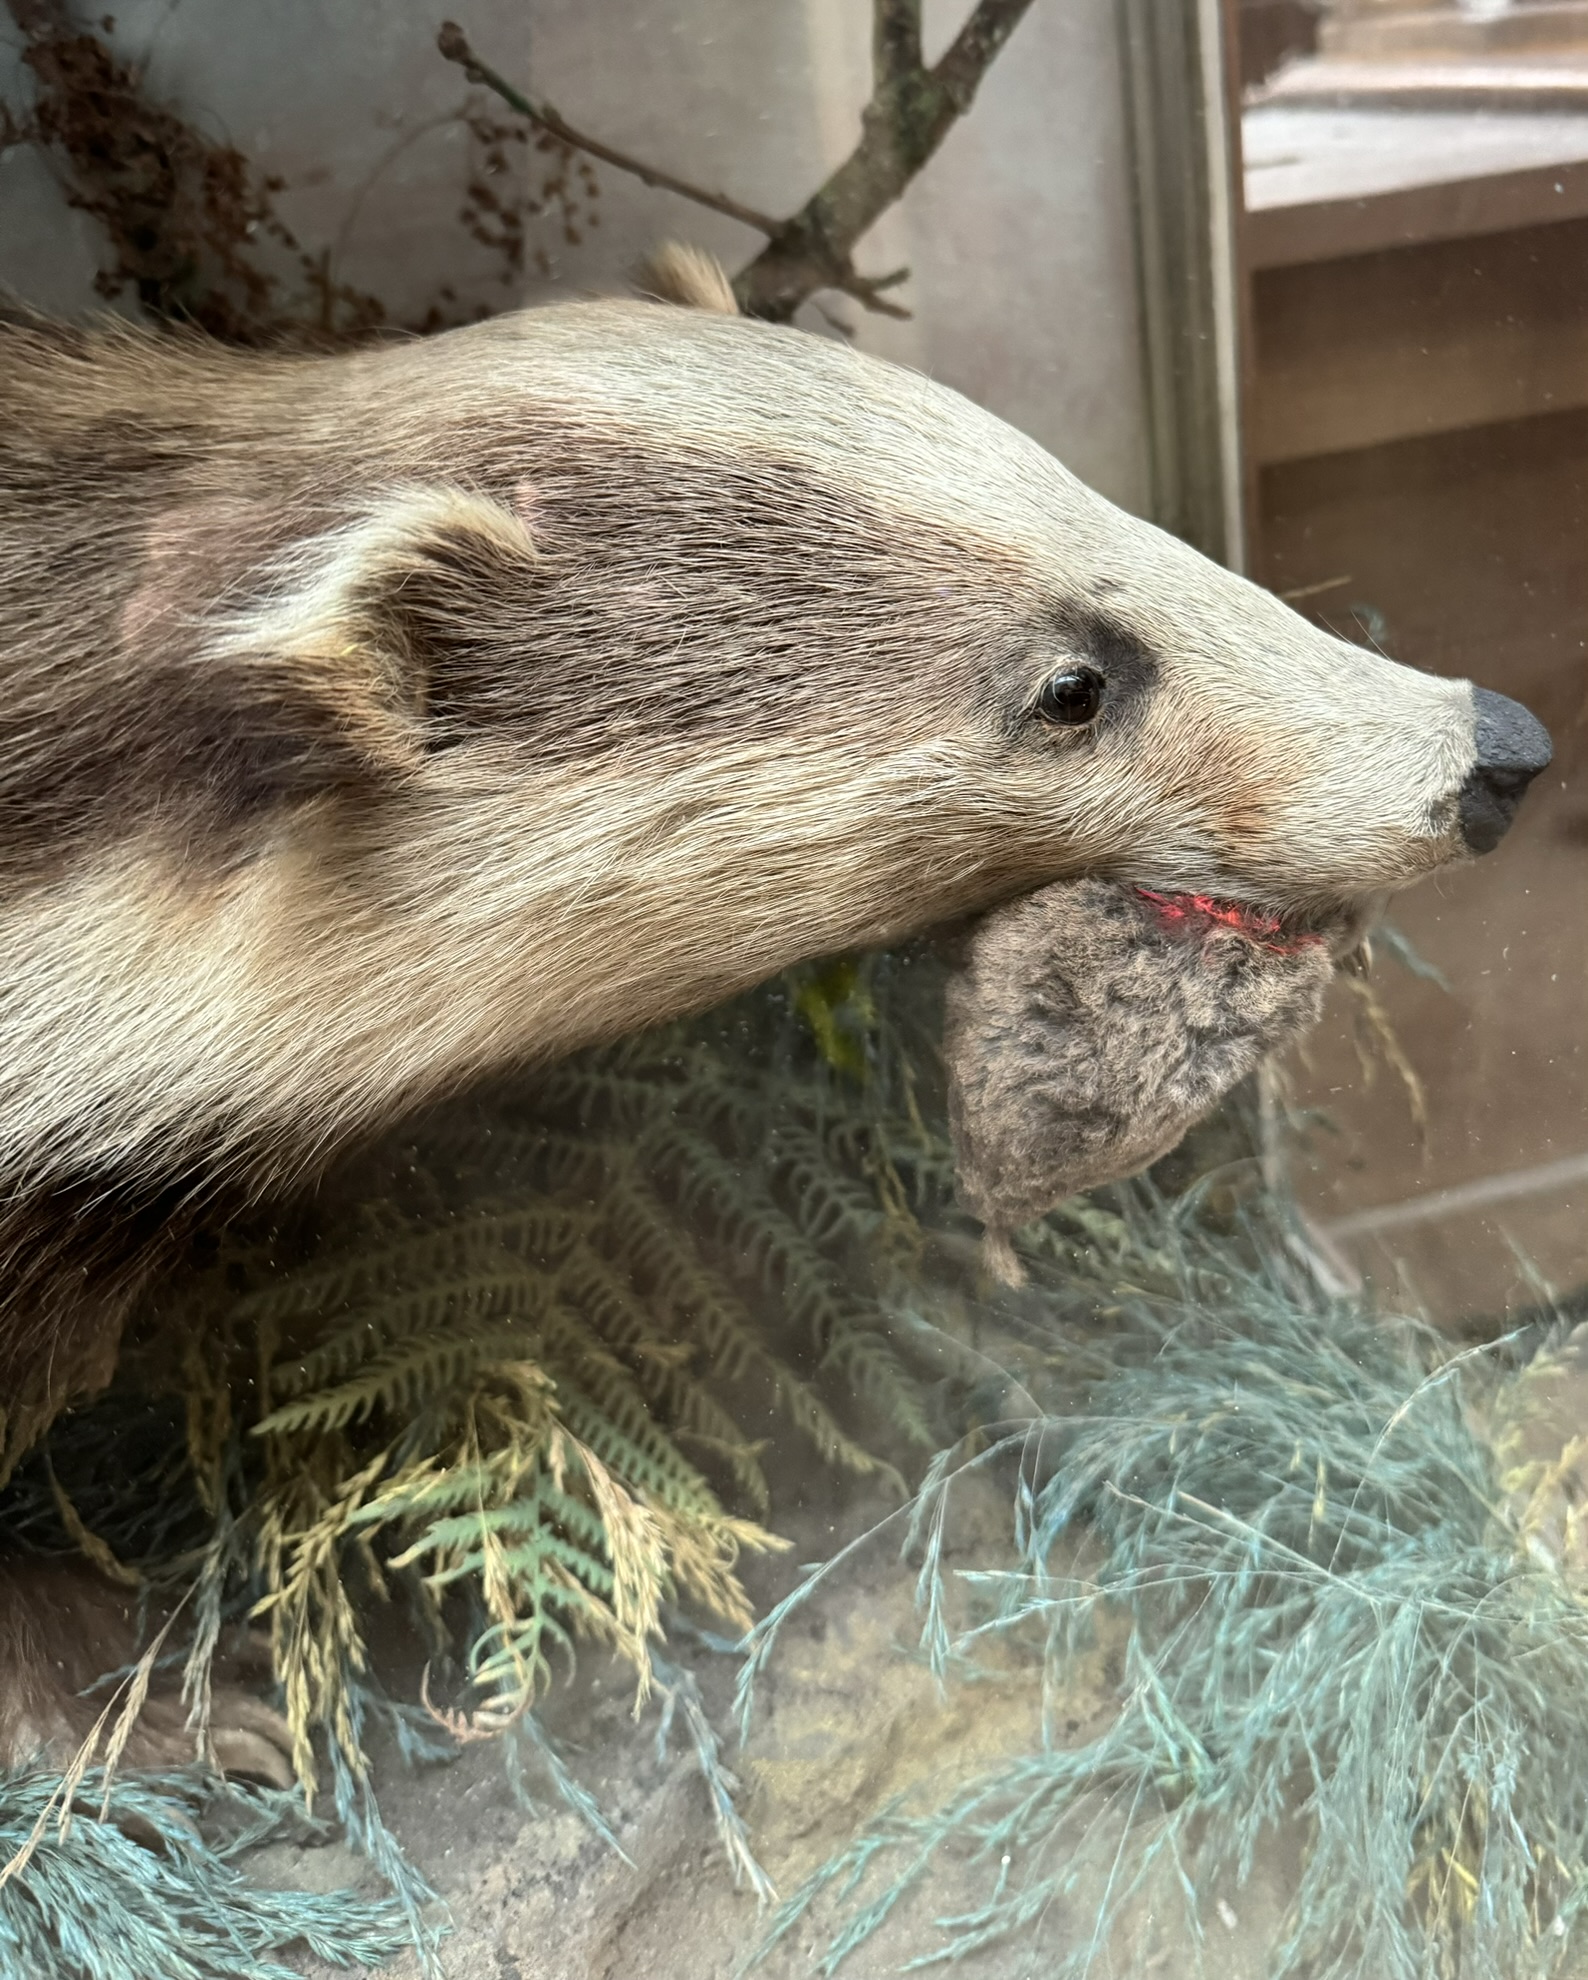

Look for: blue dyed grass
[0,1769,422,1980]
[743,1196,1588,1977]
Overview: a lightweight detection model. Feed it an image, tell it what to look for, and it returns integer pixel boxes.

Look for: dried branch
[439,0,1038,324]
[3,0,55,31]
[4,0,386,341]
[738,0,1038,321]
[873,0,924,86]
[436,22,780,239]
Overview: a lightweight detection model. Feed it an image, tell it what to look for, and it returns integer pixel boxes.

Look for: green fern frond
[4,954,957,1947]
[766,1122,886,1247]
[817,1323,934,1450]
[599,1170,760,1371]
[257,1318,547,1436]
[552,1378,724,1515]
[232,1207,586,1338]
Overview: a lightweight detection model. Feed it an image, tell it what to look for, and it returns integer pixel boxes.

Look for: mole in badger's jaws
[944,881,1356,1283]
[0,264,1551,1773]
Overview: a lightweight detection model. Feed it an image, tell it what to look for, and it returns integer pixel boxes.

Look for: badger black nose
[1459,687,1553,853]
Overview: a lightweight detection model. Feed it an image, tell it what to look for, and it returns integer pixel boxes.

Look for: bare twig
[873,0,924,85]
[436,22,780,238]
[737,0,1038,321]
[7,0,389,341]
[438,0,1038,324]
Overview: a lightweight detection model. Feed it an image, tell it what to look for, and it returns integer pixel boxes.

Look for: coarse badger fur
[0,271,1548,1772]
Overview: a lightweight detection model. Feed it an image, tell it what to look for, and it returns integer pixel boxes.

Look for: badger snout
[1458,687,1553,853]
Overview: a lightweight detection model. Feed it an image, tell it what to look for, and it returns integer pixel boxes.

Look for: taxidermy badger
[0,264,1550,1771]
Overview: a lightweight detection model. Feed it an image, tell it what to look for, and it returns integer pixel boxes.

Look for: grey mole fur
[945,880,1339,1281]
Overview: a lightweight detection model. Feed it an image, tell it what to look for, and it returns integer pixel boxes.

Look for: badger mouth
[1134,888,1359,958]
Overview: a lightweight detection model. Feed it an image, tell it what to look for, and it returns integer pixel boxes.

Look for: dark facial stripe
[1,350,1046,879]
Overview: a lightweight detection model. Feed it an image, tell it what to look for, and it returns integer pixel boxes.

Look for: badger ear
[633,241,740,316]
[209,485,538,792]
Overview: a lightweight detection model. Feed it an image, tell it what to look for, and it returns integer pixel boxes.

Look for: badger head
[352,296,1546,936]
[0,296,1550,1178]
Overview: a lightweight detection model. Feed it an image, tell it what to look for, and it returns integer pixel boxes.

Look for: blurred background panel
[1237,0,1588,1320]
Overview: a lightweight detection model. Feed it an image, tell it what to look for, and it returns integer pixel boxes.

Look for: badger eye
[1033,665,1104,727]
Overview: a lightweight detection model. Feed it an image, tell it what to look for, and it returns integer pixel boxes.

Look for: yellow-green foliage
[71,988,947,1800]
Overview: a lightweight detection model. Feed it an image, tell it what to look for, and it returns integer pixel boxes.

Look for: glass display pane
[2,6,1586,1978]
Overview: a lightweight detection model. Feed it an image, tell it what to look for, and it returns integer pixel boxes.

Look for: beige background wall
[0,0,1154,511]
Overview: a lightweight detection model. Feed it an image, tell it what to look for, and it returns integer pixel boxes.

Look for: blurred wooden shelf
[1251,0,1588,104]
[1254,57,1588,108]
[1243,101,1588,459]
[1245,102,1588,263]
